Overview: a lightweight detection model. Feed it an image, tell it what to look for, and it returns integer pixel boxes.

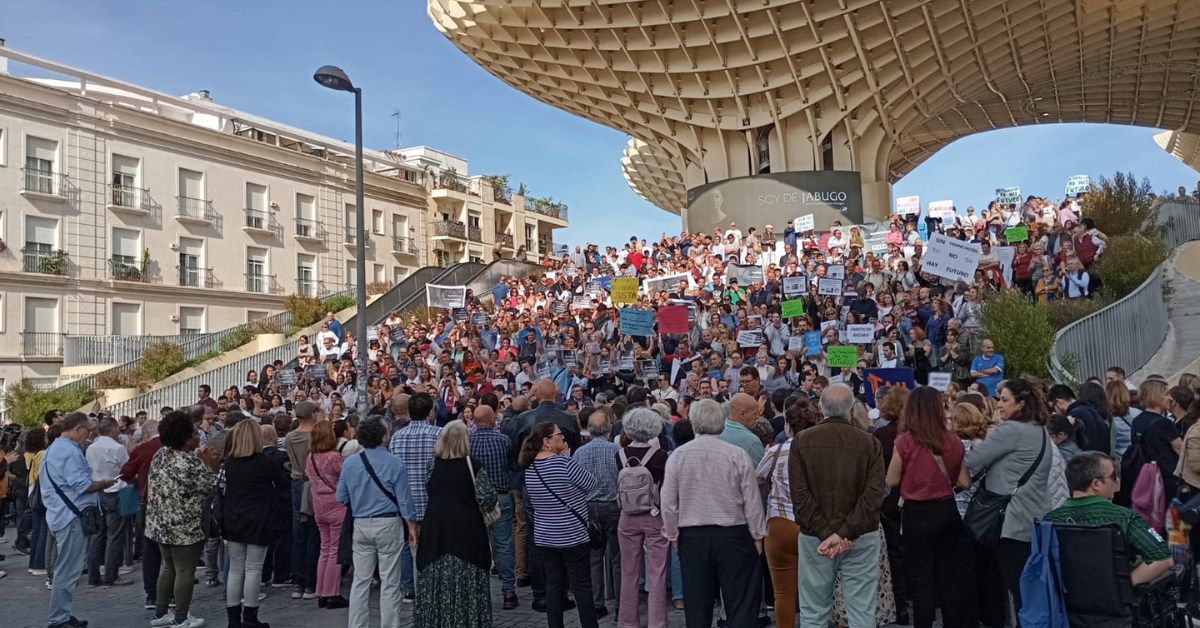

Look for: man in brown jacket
[789,383,886,628]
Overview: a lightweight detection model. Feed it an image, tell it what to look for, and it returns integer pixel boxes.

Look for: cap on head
[294,400,319,419]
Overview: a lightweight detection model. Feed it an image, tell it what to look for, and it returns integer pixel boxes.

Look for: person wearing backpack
[1123,379,1181,522]
[615,408,670,628]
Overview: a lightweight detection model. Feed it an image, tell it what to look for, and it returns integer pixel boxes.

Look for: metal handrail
[22,167,68,196]
[65,333,214,366]
[176,196,215,221]
[1048,200,1200,384]
[21,332,65,357]
[295,218,325,239]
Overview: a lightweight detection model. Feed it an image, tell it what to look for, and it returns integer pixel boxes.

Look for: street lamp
[314,64,368,417]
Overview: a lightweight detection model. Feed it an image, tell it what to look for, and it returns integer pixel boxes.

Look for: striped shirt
[572,438,621,502]
[755,440,794,521]
[525,455,597,548]
[661,435,767,542]
[387,421,442,520]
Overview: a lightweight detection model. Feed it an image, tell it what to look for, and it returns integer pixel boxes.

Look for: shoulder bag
[531,460,604,549]
[964,429,1046,547]
[202,467,225,539]
[45,467,104,536]
[466,457,502,526]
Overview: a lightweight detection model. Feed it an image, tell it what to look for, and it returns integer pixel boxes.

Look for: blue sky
[6,0,1198,248]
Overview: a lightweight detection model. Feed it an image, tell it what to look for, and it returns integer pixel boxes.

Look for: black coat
[221,453,289,546]
[1067,400,1111,455]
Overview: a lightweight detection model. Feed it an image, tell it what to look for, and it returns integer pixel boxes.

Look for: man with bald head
[387,392,411,432]
[510,379,582,610]
[468,406,520,608]
[722,393,766,465]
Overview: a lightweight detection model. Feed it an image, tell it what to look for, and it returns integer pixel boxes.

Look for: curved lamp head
[314,65,355,92]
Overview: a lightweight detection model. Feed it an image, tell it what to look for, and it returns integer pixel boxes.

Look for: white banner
[796,214,815,232]
[644,271,692,295]
[817,277,841,296]
[928,200,955,220]
[995,245,1016,288]
[995,186,1022,205]
[426,284,467,309]
[782,276,807,298]
[1065,175,1091,195]
[928,372,951,392]
[826,264,845,280]
[896,196,920,215]
[846,324,874,344]
[922,233,981,283]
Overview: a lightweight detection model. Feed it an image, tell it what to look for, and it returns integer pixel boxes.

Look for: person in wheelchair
[1043,451,1174,585]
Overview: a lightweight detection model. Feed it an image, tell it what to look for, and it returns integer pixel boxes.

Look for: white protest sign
[928,372,952,392]
[995,246,1016,287]
[1065,175,1091,195]
[846,324,874,344]
[817,277,841,296]
[820,320,838,333]
[782,276,807,298]
[737,330,763,348]
[928,200,955,220]
[788,336,804,352]
[796,214,815,232]
[896,196,920,216]
[921,233,981,283]
[995,187,1022,205]
[826,265,845,280]
[426,284,467,309]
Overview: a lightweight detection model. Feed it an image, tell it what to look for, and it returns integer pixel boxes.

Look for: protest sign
[1005,225,1028,242]
[826,265,845,280]
[827,345,858,368]
[895,196,920,216]
[995,246,1016,287]
[804,331,821,356]
[928,200,955,220]
[573,295,591,309]
[619,308,655,336]
[366,326,379,341]
[471,312,489,326]
[645,272,692,295]
[617,352,636,371]
[636,360,660,379]
[864,368,917,407]
[598,358,612,374]
[591,276,614,291]
[995,187,1022,205]
[818,277,841,296]
[305,364,327,381]
[536,362,552,380]
[561,351,578,367]
[737,330,763,348]
[820,320,838,333]
[388,327,404,343]
[491,378,509,391]
[928,372,952,392]
[788,336,804,352]
[611,277,640,304]
[846,324,874,344]
[451,307,469,322]
[922,233,981,283]
[726,264,764,286]
[796,214,815,232]
[426,284,467,309]
[782,276,807,298]
[1065,175,1091,195]
[781,299,804,318]
[549,300,567,314]
[657,305,689,334]
[276,369,296,387]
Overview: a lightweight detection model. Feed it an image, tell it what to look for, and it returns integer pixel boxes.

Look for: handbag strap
[931,453,954,488]
[358,452,401,514]
[44,467,83,518]
[530,460,589,530]
[1011,430,1048,495]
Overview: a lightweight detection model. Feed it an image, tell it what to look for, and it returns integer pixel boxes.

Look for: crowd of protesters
[1,188,1199,628]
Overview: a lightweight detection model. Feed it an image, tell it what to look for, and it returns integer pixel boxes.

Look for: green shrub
[219,326,255,352]
[982,290,1055,379]
[1044,297,1108,331]
[95,368,145,391]
[251,317,283,335]
[323,294,356,313]
[366,281,391,296]
[1081,172,1159,236]
[1,379,98,428]
[285,294,325,328]
[140,342,186,382]
[183,350,220,369]
[1092,235,1166,300]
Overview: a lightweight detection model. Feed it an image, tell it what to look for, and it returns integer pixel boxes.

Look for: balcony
[433,220,468,240]
[20,168,70,203]
[495,233,514,249]
[296,278,318,297]
[294,218,326,244]
[177,265,215,289]
[176,196,217,226]
[343,228,375,252]
[21,332,64,357]
[108,256,149,282]
[468,225,483,242]
[21,247,69,276]
[107,184,151,216]
[245,273,271,294]
[526,199,569,223]
[243,208,281,238]
[392,235,419,256]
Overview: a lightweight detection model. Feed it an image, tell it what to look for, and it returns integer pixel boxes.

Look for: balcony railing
[392,235,418,255]
[177,265,214,288]
[110,184,150,211]
[243,208,281,237]
[495,233,514,248]
[297,278,318,297]
[434,220,467,239]
[109,256,149,282]
[295,218,325,240]
[468,225,483,242]
[526,202,568,221]
[246,273,271,294]
[22,167,68,197]
[22,332,64,357]
[22,247,69,275]
[176,196,216,222]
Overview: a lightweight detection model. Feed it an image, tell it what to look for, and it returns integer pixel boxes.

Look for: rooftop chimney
[196,89,211,100]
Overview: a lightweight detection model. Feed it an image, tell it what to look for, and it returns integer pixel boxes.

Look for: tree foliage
[982,291,1056,379]
[1081,172,1159,236]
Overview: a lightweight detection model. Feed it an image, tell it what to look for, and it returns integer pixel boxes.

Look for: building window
[247,310,268,323]
[345,259,356,288]
[179,306,205,335]
[468,213,482,229]
[345,204,357,244]
[24,136,59,194]
[111,227,141,280]
[178,168,207,218]
[246,247,268,293]
[0,127,7,167]
[246,183,268,229]
[111,302,141,336]
[296,193,317,236]
[23,216,59,274]
[372,209,385,235]
[373,263,385,283]
[297,254,317,296]
[24,297,59,336]
[393,267,408,283]
[435,250,453,268]
[111,154,142,207]
[178,237,204,287]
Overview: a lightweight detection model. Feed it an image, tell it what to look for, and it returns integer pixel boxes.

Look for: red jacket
[120,436,163,498]
[1073,233,1099,268]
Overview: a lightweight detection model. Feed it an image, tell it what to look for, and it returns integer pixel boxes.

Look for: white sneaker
[119,566,135,574]
[0,570,7,579]
[29,569,47,576]
[174,615,205,628]
[149,614,174,627]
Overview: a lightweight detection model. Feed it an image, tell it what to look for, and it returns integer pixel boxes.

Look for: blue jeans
[400,525,416,593]
[491,494,516,594]
[48,518,88,626]
[290,479,319,590]
[30,511,48,570]
[669,544,683,600]
[797,531,881,628]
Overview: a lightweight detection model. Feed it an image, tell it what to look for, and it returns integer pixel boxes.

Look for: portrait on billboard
[686,171,864,236]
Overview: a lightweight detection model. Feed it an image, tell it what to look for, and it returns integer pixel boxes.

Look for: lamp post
[314,65,368,417]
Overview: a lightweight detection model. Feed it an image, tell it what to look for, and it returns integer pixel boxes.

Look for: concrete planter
[255,333,286,352]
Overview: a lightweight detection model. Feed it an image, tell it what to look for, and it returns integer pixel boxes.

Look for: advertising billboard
[685,171,863,235]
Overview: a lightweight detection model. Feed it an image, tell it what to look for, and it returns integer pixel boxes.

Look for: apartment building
[397,146,568,266]
[0,47,429,388]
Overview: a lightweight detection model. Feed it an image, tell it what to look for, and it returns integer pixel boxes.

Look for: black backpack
[1117,429,1147,507]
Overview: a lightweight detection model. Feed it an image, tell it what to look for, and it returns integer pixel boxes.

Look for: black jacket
[1067,400,1111,455]
[221,453,289,546]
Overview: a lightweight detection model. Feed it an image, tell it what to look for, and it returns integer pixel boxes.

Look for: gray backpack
[617,448,659,515]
